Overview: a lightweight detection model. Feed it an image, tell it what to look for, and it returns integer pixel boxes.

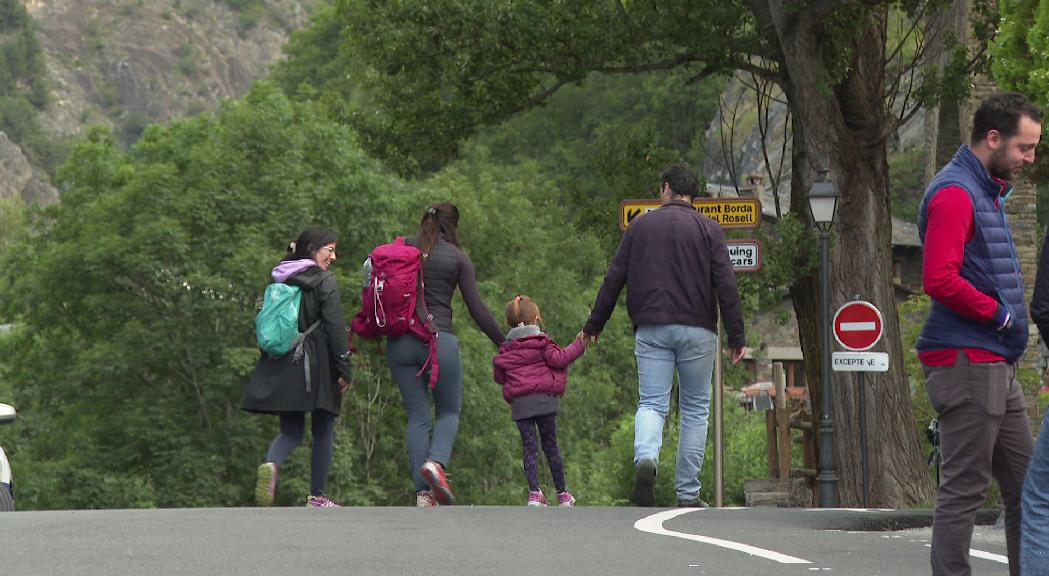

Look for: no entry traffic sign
[833,301,884,351]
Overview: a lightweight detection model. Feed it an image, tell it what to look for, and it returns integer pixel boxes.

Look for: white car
[0,403,15,511]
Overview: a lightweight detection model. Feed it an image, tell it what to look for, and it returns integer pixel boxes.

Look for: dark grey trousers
[926,353,1033,576]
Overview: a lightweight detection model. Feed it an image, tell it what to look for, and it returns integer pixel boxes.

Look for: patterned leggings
[516,413,565,493]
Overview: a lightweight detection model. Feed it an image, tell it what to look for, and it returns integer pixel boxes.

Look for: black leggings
[516,414,565,493]
[265,410,336,497]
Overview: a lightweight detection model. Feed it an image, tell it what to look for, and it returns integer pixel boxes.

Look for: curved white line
[634,508,812,564]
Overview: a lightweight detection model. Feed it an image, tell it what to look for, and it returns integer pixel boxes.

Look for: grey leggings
[387,332,462,493]
[265,410,336,497]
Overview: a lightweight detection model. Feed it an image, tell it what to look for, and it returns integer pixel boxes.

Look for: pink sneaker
[557,491,576,507]
[306,495,342,508]
[255,462,277,507]
[416,490,438,507]
[527,490,548,507]
[420,460,455,504]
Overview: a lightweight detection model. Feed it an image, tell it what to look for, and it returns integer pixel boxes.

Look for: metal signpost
[831,300,886,508]
[618,196,761,507]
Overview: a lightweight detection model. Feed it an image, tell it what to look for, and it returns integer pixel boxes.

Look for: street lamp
[808,169,840,508]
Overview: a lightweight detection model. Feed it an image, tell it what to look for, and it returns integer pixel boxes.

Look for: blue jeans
[634,324,716,502]
[387,332,462,493]
[1022,415,1049,575]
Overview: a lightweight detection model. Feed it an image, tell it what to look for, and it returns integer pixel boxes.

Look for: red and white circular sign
[833,301,884,351]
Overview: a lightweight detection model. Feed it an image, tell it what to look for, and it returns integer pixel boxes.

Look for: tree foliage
[0,83,401,508]
[992,0,1049,191]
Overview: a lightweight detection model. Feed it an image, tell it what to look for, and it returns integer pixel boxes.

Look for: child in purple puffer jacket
[493,295,587,507]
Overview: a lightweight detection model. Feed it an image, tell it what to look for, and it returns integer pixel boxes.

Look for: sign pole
[714,315,723,508]
[859,371,869,507]
[830,299,886,507]
[712,184,725,509]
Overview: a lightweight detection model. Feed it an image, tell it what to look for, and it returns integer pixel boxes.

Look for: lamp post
[808,169,840,508]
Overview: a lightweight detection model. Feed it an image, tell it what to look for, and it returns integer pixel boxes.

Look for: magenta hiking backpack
[350,237,439,387]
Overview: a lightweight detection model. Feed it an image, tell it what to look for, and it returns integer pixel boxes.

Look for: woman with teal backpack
[242,225,352,508]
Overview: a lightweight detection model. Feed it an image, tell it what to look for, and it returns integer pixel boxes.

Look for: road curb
[796,508,1002,531]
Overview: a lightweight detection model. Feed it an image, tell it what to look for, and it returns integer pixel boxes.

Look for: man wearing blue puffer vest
[918,92,1041,576]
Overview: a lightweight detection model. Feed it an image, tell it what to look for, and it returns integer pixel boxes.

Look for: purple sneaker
[527,490,548,507]
[306,495,342,508]
[557,491,576,507]
[255,462,277,507]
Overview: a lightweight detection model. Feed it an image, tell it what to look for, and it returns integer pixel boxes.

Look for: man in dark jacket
[580,164,746,507]
[917,92,1041,576]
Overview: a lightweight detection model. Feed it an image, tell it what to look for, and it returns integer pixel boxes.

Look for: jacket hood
[496,334,552,369]
[272,259,316,283]
[506,324,542,340]
[284,265,329,290]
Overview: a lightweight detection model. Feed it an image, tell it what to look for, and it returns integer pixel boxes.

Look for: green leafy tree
[992,0,1049,236]
[0,83,403,508]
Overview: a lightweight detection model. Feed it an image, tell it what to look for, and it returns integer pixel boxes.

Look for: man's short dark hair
[662,165,700,199]
[971,92,1043,143]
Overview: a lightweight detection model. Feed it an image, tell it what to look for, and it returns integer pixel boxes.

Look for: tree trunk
[926,0,968,174]
[769,3,935,506]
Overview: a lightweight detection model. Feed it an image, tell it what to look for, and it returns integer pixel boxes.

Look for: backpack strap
[373,274,387,328]
[416,333,440,389]
[414,255,438,336]
[411,249,440,388]
[291,319,322,363]
[289,270,333,361]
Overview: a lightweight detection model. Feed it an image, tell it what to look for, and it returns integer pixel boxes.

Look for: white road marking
[923,544,1008,565]
[634,508,812,564]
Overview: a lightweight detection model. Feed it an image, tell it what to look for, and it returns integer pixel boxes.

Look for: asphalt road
[0,506,1010,575]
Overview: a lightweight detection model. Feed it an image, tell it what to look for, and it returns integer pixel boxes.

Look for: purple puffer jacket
[493,334,585,403]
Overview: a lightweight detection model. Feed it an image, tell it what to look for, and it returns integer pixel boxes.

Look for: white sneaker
[416,490,438,507]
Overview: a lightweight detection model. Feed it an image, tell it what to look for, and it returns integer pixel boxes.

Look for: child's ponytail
[505,295,543,329]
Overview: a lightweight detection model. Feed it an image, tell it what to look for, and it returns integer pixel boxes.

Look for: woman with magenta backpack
[386,202,504,507]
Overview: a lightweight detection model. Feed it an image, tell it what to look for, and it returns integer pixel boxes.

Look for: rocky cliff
[3,0,315,204]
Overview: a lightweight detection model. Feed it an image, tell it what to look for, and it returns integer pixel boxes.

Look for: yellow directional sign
[618,197,762,230]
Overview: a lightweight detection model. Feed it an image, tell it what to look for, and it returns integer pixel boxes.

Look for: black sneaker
[633,458,657,507]
[677,498,708,508]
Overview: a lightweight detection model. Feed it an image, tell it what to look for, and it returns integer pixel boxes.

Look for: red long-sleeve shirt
[918,185,1006,366]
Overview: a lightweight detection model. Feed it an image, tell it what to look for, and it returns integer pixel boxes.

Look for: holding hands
[575,329,747,366]
[575,330,597,348]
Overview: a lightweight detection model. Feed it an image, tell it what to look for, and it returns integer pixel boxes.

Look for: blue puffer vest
[917,145,1028,362]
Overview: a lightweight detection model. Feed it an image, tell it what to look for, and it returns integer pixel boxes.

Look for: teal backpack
[256,283,320,358]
